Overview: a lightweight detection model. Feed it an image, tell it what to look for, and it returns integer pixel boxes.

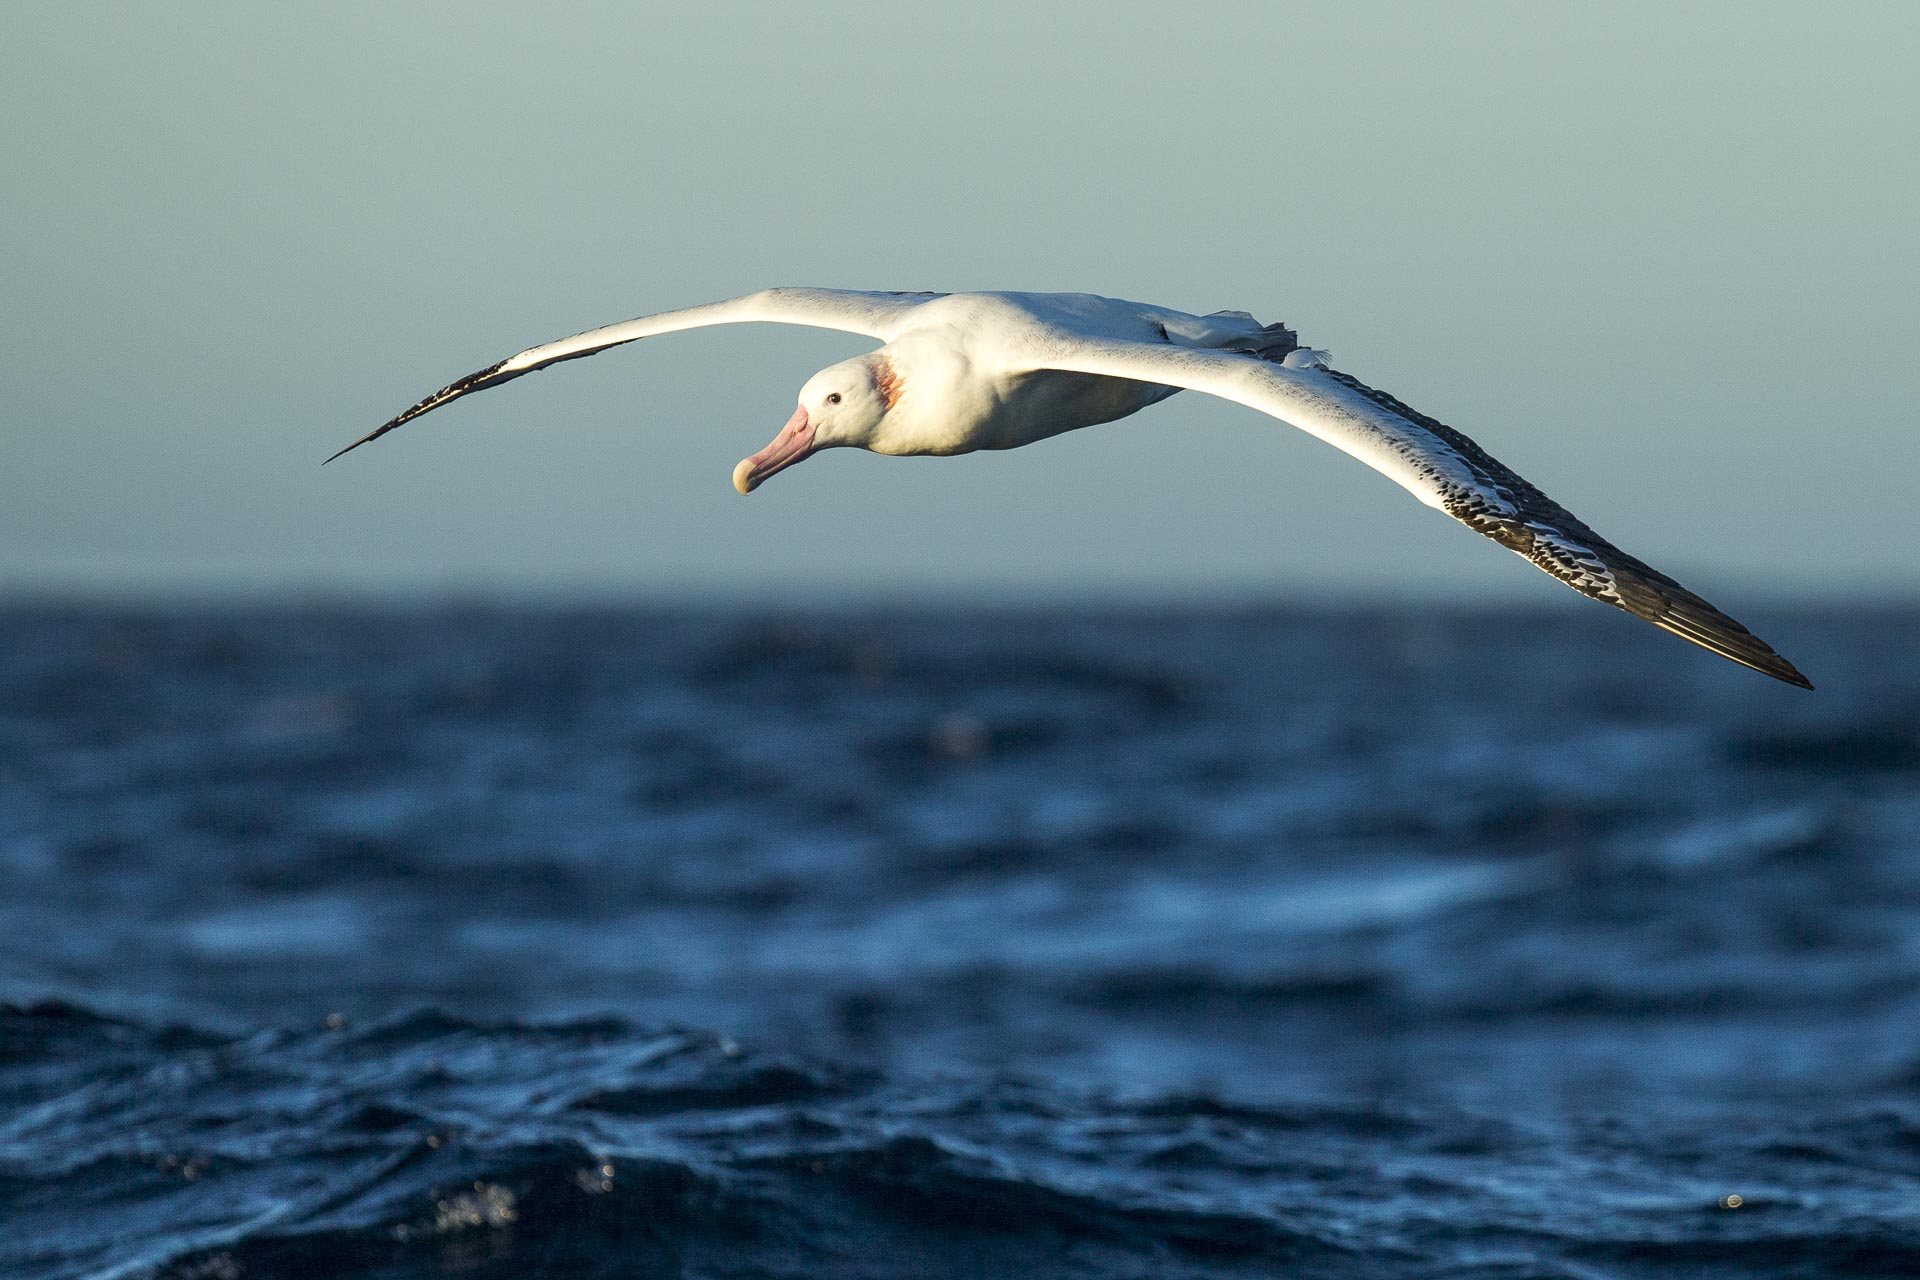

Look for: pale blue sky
[2,2,1914,600]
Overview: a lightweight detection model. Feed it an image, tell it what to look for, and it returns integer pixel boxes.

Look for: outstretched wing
[327,288,944,463]
[1024,337,1810,688]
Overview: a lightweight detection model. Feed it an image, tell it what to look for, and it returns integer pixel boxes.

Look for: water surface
[3,604,1916,1277]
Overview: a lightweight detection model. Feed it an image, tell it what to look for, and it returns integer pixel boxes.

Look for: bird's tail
[1204,312,1298,364]
[1245,320,1299,364]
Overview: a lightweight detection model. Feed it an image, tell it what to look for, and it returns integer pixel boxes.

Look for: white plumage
[330,288,1810,688]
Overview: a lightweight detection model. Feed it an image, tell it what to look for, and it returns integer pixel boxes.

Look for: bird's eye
[825,392,842,405]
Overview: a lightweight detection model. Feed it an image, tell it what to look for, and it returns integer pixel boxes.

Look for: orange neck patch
[871,356,903,411]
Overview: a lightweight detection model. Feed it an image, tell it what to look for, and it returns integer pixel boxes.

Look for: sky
[2,1,1915,602]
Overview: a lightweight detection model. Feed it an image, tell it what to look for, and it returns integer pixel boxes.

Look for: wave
[4,1000,1916,1280]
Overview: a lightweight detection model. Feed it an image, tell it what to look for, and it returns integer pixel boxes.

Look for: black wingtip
[324,357,520,467]
[1743,652,1814,690]
[1771,660,1815,692]
[322,415,404,465]
[1644,607,1814,690]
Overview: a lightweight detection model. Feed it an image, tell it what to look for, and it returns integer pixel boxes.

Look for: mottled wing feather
[1316,370,1811,688]
[327,288,945,463]
[323,357,524,463]
[1024,337,1810,688]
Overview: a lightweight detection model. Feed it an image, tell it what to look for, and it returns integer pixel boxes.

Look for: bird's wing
[1022,336,1809,688]
[327,288,944,462]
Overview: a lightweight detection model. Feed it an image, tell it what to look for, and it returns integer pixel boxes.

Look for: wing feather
[1025,338,1810,688]
[326,288,943,463]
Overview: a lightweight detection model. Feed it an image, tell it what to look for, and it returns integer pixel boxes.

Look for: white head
[732,354,901,494]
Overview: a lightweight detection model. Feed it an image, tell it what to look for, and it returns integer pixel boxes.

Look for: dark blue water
[3,604,1918,1278]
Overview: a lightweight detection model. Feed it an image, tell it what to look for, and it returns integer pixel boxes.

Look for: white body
[857,292,1248,453]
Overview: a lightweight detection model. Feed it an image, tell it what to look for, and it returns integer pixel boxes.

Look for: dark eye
[825,392,842,405]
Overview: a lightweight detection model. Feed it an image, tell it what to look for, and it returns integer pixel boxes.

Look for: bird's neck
[864,334,987,456]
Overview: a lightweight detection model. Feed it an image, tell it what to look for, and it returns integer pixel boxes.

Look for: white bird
[329,288,1810,688]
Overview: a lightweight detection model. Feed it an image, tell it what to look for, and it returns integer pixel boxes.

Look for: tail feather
[1247,321,1299,364]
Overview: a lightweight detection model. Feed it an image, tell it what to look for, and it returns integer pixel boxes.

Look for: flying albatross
[328,288,1811,688]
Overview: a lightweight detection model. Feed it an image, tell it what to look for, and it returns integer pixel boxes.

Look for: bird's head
[733,354,902,494]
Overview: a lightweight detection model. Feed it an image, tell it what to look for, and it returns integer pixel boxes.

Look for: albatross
[328,288,1811,688]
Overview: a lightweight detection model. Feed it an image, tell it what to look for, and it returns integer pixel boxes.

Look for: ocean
[2,603,1917,1278]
